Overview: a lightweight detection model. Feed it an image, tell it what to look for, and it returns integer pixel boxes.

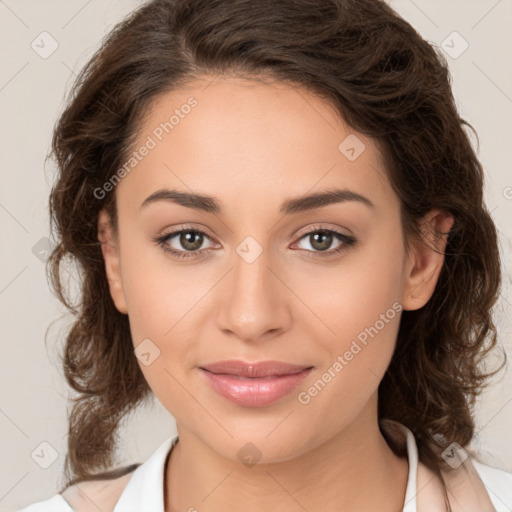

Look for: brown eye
[293,227,357,258]
[308,231,335,252]
[178,231,205,252]
[153,226,218,260]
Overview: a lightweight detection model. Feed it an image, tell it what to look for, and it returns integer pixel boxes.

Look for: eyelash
[152,224,356,260]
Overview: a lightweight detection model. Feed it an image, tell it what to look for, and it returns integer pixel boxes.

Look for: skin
[98,75,453,512]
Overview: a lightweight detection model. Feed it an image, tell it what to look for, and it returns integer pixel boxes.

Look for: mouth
[199,360,314,407]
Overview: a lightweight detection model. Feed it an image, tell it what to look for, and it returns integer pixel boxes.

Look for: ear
[401,209,454,311]
[98,208,128,315]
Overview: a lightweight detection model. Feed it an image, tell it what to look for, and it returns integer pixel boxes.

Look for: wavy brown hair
[47,0,506,507]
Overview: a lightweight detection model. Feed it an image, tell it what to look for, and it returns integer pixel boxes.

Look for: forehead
[115,75,396,218]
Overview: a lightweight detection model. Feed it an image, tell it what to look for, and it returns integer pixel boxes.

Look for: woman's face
[99,75,449,462]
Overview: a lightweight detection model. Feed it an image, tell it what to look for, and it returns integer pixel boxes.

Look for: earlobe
[98,208,128,315]
[401,210,454,311]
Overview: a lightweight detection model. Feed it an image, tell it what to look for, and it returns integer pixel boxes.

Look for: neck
[165,394,409,512]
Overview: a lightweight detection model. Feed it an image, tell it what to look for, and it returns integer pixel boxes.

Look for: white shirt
[18,420,512,512]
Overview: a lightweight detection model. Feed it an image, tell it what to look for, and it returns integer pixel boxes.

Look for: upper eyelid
[294,223,353,238]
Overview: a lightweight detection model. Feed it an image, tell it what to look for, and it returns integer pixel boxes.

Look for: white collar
[112,419,419,512]
[381,419,419,511]
[113,435,178,511]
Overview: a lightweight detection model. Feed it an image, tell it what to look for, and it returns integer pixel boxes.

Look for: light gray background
[1,1,511,510]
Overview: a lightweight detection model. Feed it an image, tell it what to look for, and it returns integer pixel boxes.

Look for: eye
[292,226,356,258]
[152,225,219,260]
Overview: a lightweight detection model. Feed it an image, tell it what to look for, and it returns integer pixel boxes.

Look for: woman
[19,0,512,510]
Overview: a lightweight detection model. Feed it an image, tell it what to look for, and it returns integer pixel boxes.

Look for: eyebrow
[140,188,375,214]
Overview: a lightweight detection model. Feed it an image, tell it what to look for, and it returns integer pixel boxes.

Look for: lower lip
[199,368,313,407]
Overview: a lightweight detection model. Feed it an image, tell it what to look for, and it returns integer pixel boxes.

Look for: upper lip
[200,360,313,378]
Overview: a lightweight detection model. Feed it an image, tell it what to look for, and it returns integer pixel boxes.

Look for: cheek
[118,234,206,343]
[300,225,405,351]
[118,235,212,404]
[295,228,405,404]
[119,243,197,410]
[295,283,402,438]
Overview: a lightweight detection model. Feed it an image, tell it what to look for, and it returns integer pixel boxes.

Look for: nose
[215,243,292,344]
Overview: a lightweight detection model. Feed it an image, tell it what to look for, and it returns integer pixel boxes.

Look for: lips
[199,360,314,407]
[200,359,312,378]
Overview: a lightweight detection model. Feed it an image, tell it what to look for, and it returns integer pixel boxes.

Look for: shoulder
[18,469,136,512]
[416,454,512,512]
[471,459,512,511]
[17,494,73,511]
[442,455,512,512]
[60,471,135,512]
